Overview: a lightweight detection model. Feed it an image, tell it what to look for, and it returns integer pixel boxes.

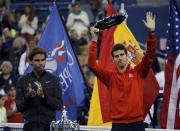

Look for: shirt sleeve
[18,15,27,28]
[88,41,111,86]
[66,13,75,29]
[15,76,30,112]
[41,76,63,110]
[135,34,157,78]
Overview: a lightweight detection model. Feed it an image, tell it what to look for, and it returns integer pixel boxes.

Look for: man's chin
[118,63,124,67]
[36,68,44,72]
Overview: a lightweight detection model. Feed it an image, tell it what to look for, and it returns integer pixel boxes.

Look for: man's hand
[143,12,156,32]
[34,81,45,98]
[90,27,99,42]
[74,18,82,22]
[26,83,36,99]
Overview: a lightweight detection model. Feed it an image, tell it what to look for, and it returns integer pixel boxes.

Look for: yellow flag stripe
[87,78,112,126]
[114,22,143,66]
[87,78,103,125]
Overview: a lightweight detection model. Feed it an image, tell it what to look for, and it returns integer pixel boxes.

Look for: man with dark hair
[16,47,63,131]
[88,12,157,131]
[111,44,128,57]
[28,47,47,61]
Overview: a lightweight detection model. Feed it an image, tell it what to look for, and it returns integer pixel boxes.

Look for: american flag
[161,0,180,129]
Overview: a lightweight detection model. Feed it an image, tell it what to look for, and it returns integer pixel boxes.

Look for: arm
[18,53,28,75]
[137,34,157,78]
[29,16,38,30]
[15,77,30,112]
[88,27,111,86]
[41,77,62,110]
[18,15,27,28]
[80,11,90,27]
[136,12,157,78]
[66,13,75,29]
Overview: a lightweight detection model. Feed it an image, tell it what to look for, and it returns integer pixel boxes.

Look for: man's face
[102,0,108,10]
[112,50,128,69]
[3,28,11,38]
[25,6,31,14]
[0,96,6,107]
[30,54,46,72]
[74,5,80,13]
[1,63,12,75]
[8,86,16,97]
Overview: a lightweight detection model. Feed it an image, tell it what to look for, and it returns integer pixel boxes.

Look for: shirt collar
[30,70,46,79]
[113,64,132,73]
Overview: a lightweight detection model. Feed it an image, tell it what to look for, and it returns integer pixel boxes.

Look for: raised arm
[136,12,157,78]
[88,27,111,86]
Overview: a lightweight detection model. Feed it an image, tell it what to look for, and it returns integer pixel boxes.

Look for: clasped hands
[26,81,45,99]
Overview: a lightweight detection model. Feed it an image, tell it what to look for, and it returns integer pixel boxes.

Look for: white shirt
[66,10,90,37]
[18,52,29,75]
[0,106,6,124]
[18,14,38,35]
[155,71,165,93]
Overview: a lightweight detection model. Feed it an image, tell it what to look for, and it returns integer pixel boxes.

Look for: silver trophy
[50,106,79,131]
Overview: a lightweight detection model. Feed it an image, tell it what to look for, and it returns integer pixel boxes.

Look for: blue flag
[38,2,86,120]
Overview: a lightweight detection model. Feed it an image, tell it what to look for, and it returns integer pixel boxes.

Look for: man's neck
[118,64,128,73]
[33,70,44,78]
[9,95,15,99]
[3,74,10,80]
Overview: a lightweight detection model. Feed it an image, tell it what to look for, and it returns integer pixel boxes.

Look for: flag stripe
[175,87,180,129]
[161,54,176,128]
[161,0,180,128]
[167,53,180,128]
[87,78,103,125]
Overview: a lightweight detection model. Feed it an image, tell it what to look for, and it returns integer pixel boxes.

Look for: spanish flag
[88,3,159,126]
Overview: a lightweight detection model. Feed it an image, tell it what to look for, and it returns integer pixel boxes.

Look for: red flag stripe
[161,54,176,128]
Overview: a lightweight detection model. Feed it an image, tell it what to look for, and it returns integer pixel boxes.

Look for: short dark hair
[72,2,80,7]
[28,47,47,61]
[111,44,128,57]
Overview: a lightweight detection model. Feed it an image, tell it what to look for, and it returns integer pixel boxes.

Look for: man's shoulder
[0,106,6,112]
[45,71,59,80]
[17,73,31,81]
